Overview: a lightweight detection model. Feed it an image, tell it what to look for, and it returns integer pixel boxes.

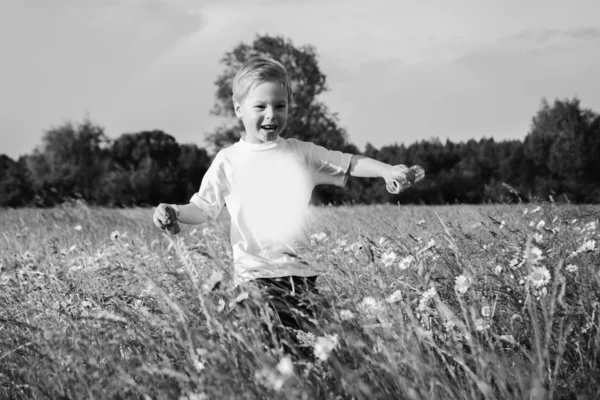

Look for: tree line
[1,35,599,207]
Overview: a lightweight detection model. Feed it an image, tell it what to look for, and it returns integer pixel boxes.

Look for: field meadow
[1,200,599,399]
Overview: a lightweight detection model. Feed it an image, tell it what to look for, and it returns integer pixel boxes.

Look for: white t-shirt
[190,136,353,286]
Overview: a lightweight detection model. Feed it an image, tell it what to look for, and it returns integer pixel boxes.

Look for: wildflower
[528,266,551,288]
[474,318,490,332]
[565,264,578,273]
[276,357,294,377]
[373,336,385,354]
[310,232,328,243]
[454,275,470,295]
[443,320,456,331]
[339,309,355,321]
[577,239,596,253]
[422,286,437,301]
[418,287,437,310]
[533,233,543,244]
[417,219,426,226]
[499,335,516,345]
[110,230,120,240]
[74,225,82,231]
[481,306,492,318]
[313,334,339,361]
[524,246,544,264]
[499,220,505,229]
[296,331,315,347]
[531,206,541,213]
[386,290,402,303]
[494,265,503,275]
[380,251,397,267]
[358,297,385,317]
[194,359,205,372]
[398,255,414,270]
[536,220,545,230]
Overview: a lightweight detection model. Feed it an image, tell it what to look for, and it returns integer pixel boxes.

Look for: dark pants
[237,275,320,359]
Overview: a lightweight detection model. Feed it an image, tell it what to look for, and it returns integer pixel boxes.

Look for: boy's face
[234,80,289,144]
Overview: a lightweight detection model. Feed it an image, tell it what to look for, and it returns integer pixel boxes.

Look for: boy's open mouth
[261,124,278,133]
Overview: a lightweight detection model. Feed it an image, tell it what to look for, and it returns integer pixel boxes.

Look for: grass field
[1,201,599,399]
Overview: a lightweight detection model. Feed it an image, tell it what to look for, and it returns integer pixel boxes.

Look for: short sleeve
[190,151,228,219]
[307,142,353,187]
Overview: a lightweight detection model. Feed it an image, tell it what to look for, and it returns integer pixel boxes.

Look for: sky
[1,0,599,159]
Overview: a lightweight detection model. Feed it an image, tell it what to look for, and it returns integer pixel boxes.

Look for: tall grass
[1,201,599,399]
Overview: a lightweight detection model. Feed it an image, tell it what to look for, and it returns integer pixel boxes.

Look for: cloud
[505,26,600,43]
[0,0,204,156]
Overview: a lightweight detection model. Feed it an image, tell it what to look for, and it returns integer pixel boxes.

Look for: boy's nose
[264,107,276,120]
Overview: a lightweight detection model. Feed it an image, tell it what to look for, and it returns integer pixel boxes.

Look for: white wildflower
[110,230,120,240]
[422,286,437,301]
[380,251,397,267]
[524,246,544,264]
[276,357,294,377]
[373,336,385,354]
[358,297,385,317]
[296,331,315,347]
[565,264,578,273]
[494,265,503,275]
[499,220,505,229]
[474,318,490,332]
[418,287,437,310]
[339,309,355,321]
[74,225,82,231]
[417,219,426,226]
[531,206,541,213]
[499,335,516,345]
[454,275,470,295]
[386,290,403,303]
[398,255,414,270]
[310,232,328,243]
[313,334,339,361]
[194,359,205,372]
[443,320,456,331]
[536,220,545,230]
[481,306,492,318]
[533,233,544,244]
[528,266,551,288]
[577,240,596,253]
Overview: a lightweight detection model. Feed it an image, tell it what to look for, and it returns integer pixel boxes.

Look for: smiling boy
[153,56,415,350]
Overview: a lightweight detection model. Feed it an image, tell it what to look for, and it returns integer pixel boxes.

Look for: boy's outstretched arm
[153,203,210,229]
[348,155,416,184]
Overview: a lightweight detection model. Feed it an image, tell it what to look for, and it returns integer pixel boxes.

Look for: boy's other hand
[384,164,416,185]
[153,203,177,229]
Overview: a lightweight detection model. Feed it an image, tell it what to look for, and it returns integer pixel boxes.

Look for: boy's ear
[233,97,242,118]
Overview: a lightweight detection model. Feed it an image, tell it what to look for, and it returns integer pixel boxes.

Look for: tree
[524,97,600,201]
[206,34,352,154]
[25,119,109,205]
[109,130,182,205]
[0,155,34,206]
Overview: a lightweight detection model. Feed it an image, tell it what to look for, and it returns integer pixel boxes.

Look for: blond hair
[232,56,293,104]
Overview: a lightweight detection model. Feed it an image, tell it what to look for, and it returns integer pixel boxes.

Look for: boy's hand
[153,203,179,229]
[384,164,416,186]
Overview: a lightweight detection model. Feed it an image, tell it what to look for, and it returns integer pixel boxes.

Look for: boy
[153,56,414,353]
